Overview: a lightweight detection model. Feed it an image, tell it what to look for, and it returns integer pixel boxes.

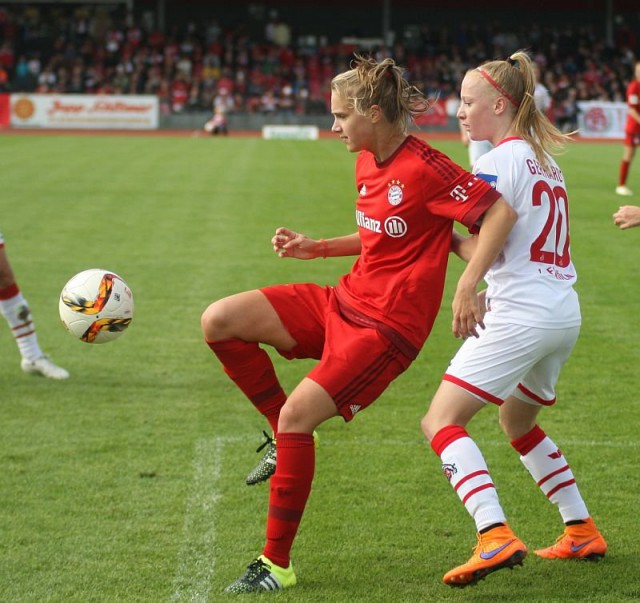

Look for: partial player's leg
[0,241,69,379]
[501,398,606,559]
[616,141,635,195]
[226,311,412,593]
[225,378,337,593]
[202,285,327,485]
[423,382,526,587]
[202,288,297,430]
[202,288,296,475]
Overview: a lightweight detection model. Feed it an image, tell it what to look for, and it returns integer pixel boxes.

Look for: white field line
[170,436,244,603]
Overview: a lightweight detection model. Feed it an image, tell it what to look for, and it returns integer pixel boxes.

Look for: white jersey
[474,137,581,328]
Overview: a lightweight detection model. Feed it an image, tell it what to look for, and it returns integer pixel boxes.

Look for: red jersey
[625,79,640,134]
[335,135,500,354]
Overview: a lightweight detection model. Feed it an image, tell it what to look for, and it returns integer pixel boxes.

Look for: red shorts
[261,283,413,421]
[624,131,640,147]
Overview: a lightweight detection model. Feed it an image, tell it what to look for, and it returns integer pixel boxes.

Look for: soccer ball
[59,269,134,344]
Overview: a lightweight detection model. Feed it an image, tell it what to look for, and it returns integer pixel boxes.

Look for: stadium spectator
[554,87,579,133]
[203,105,228,135]
[616,60,640,196]
[278,83,295,115]
[613,204,640,229]
[201,54,515,593]
[259,88,278,114]
[421,50,607,588]
[533,61,552,116]
[203,86,234,134]
[0,232,69,380]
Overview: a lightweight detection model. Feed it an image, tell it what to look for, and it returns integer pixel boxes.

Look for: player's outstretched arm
[272,228,361,259]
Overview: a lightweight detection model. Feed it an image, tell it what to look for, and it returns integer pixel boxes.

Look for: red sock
[0,283,20,300]
[510,424,546,455]
[262,432,315,567]
[207,338,285,432]
[619,160,630,186]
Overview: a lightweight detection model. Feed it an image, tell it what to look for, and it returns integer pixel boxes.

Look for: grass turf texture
[1,133,639,602]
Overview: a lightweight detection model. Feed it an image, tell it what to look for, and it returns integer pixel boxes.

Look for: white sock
[437,429,506,531]
[519,436,589,522]
[0,291,44,362]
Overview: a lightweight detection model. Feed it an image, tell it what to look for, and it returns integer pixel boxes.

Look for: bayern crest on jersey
[387,179,404,205]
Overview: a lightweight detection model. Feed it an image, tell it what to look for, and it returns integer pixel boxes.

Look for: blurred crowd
[0,3,638,130]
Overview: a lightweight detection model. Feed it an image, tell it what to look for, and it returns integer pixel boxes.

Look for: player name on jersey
[525,158,564,183]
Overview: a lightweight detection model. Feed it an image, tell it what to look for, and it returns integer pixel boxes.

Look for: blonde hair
[331,54,433,133]
[475,50,572,167]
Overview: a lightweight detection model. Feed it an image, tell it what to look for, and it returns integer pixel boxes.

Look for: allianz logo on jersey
[356,210,408,238]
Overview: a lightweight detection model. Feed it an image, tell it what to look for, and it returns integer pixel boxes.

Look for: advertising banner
[577,101,627,139]
[10,94,159,130]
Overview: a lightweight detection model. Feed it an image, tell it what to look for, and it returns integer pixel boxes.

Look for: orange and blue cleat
[535,517,607,561]
[443,524,527,587]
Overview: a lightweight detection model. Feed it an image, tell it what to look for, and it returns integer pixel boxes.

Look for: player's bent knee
[277,404,309,433]
[201,300,232,340]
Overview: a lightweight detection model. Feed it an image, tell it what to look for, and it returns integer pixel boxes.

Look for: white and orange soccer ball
[59,269,134,344]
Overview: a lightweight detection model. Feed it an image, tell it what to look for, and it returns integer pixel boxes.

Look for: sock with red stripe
[262,432,315,567]
[619,160,630,186]
[511,425,588,522]
[431,425,506,531]
[0,285,43,361]
[207,338,286,433]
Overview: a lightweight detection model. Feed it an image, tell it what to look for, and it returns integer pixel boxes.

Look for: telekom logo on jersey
[356,210,408,238]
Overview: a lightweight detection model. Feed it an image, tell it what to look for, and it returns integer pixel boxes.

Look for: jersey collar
[496,136,523,147]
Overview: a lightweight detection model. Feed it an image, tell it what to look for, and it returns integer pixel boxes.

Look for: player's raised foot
[616,185,633,196]
[246,431,277,485]
[246,430,319,485]
[534,517,607,561]
[224,555,296,593]
[21,356,70,380]
[443,524,527,587]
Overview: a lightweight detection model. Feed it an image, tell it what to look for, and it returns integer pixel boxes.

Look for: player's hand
[451,282,485,339]
[272,227,319,260]
[613,205,640,230]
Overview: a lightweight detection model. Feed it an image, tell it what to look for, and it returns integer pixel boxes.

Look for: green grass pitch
[1,131,639,602]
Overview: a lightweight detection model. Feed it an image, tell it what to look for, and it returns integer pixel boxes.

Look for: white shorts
[0,231,4,247]
[443,317,580,407]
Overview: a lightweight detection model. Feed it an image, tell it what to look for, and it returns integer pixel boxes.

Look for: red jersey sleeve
[409,140,501,233]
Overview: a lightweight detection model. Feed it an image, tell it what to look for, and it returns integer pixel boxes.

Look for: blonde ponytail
[477,50,573,167]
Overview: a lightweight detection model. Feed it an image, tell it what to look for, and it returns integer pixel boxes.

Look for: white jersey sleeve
[473,138,580,328]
